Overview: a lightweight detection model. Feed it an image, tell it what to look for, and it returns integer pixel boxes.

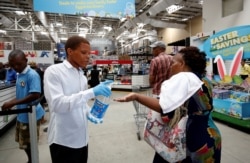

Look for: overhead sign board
[34,0,135,19]
[201,25,250,60]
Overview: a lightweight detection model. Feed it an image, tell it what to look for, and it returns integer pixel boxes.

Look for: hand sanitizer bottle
[88,80,113,124]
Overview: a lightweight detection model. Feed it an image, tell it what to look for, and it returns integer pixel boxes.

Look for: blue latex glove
[93,83,112,97]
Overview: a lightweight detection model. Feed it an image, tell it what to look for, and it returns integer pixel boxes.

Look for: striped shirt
[149,53,172,95]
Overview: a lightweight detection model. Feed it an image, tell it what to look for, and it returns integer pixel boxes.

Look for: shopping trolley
[132,85,151,140]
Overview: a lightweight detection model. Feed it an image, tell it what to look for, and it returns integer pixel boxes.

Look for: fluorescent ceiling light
[80,17,88,20]
[55,23,62,27]
[104,26,112,31]
[79,33,86,37]
[60,37,68,40]
[166,5,184,14]
[181,16,192,21]
[15,11,26,15]
[120,18,126,22]
[0,29,7,34]
[40,31,48,35]
[79,27,89,31]
[182,18,188,21]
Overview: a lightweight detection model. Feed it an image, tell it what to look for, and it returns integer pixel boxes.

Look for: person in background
[118,64,126,76]
[0,62,6,81]
[88,64,100,88]
[83,67,88,77]
[114,46,221,163]
[30,62,47,124]
[5,62,17,83]
[1,50,45,163]
[102,66,109,81]
[44,35,111,163]
[149,41,172,98]
[240,59,250,80]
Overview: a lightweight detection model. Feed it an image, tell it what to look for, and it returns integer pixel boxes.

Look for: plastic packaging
[88,95,110,124]
[88,80,113,124]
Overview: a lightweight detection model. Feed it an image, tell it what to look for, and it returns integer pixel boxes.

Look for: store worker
[240,59,250,80]
[44,35,111,163]
[1,50,45,163]
[114,46,221,163]
[149,41,172,97]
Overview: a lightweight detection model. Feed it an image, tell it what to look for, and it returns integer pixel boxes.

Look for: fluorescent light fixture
[181,18,189,21]
[181,16,192,21]
[60,37,68,40]
[166,5,184,14]
[40,31,48,35]
[0,29,7,34]
[79,27,89,31]
[15,11,26,15]
[80,17,88,20]
[120,18,126,22]
[104,26,112,31]
[79,33,86,37]
[55,23,62,27]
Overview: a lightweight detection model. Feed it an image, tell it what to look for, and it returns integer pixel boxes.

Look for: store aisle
[0,90,250,163]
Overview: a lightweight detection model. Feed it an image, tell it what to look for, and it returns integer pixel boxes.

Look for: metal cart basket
[132,85,151,140]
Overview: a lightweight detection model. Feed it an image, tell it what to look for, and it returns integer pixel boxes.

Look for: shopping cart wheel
[137,132,141,140]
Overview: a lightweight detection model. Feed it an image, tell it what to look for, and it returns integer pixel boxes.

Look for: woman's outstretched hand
[113,93,137,102]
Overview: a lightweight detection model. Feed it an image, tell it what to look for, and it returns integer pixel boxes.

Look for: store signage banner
[201,25,250,60]
[34,0,135,19]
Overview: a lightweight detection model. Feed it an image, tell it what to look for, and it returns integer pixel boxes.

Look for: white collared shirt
[44,60,95,148]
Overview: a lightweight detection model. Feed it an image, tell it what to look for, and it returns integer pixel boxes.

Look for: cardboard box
[212,89,230,99]
[213,98,250,119]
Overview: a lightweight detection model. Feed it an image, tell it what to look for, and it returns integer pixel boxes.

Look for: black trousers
[240,74,248,80]
[153,152,169,163]
[50,143,88,163]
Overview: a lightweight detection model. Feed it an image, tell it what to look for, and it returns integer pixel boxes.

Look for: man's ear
[66,48,72,57]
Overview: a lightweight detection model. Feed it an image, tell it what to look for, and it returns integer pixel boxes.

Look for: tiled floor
[0,90,250,163]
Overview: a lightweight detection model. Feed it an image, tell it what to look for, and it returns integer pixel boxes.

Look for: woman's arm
[114,93,162,113]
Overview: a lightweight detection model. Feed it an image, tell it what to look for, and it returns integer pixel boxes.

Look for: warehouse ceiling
[0,0,203,43]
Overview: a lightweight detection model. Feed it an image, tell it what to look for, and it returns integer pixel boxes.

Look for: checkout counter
[0,83,16,132]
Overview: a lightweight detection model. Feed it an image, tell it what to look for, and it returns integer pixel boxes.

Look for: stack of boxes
[213,89,250,119]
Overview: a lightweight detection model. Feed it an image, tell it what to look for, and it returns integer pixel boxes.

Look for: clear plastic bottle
[88,95,110,124]
[88,81,112,124]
